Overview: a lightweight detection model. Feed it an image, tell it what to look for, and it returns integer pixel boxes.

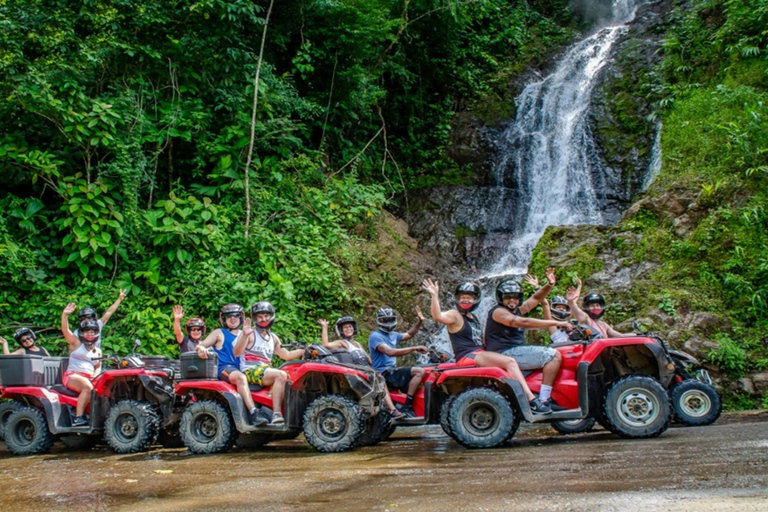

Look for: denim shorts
[501,345,557,370]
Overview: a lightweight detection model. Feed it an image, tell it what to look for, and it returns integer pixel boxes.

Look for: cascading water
[424,0,653,357]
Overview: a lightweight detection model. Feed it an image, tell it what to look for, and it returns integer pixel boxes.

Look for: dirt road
[1,413,766,511]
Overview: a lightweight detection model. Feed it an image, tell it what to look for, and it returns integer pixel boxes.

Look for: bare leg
[261,369,288,414]
[407,366,425,396]
[384,388,397,411]
[541,351,562,386]
[229,371,256,410]
[66,375,93,416]
[474,351,536,401]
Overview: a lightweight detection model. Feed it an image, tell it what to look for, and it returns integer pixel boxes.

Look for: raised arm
[100,289,127,326]
[540,300,557,335]
[400,307,424,341]
[0,336,9,355]
[61,303,80,347]
[520,267,556,315]
[172,305,184,344]
[566,282,590,324]
[318,319,347,350]
[421,278,459,327]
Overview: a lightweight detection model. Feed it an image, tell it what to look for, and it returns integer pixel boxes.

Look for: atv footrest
[55,425,95,435]
[242,424,289,434]
[530,409,583,423]
[392,416,426,426]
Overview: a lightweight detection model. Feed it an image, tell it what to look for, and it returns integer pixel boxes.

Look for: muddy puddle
[1,413,767,511]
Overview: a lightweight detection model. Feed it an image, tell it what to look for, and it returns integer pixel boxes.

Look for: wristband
[534,287,540,291]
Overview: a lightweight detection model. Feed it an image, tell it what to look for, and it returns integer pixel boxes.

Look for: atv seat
[49,384,80,398]
[248,384,264,392]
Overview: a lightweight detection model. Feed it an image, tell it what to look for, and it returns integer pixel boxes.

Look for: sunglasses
[189,327,203,332]
[502,294,521,300]
[19,336,34,343]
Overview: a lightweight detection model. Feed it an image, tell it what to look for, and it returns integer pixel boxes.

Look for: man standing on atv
[566,277,637,338]
[484,268,572,410]
[421,278,556,415]
[368,306,428,418]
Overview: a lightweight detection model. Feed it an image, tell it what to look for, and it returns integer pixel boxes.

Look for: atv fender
[668,349,701,367]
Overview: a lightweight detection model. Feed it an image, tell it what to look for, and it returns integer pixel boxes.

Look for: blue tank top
[213,329,243,371]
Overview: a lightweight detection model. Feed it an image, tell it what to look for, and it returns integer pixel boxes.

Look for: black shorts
[219,365,242,381]
[382,367,414,394]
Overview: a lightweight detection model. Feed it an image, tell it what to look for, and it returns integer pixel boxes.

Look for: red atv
[435,322,721,448]
[1,342,178,455]
[175,344,387,454]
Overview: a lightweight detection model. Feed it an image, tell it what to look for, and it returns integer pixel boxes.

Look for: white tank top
[68,343,97,376]
[245,330,274,362]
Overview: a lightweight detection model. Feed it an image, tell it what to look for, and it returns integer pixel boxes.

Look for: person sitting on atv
[484,269,573,411]
[319,317,406,420]
[172,305,206,354]
[525,273,572,346]
[63,289,128,348]
[368,306,428,418]
[61,304,103,426]
[1,328,51,356]
[566,278,636,338]
[422,278,555,415]
[195,304,272,426]
[240,301,305,426]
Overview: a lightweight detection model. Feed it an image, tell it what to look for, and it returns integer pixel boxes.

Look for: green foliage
[704,335,748,377]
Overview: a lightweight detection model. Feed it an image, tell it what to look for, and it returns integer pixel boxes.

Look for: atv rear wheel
[448,387,518,449]
[551,417,596,435]
[180,400,237,454]
[303,394,364,453]
[104,400,160,453]
[5,406,54,455]
[60,434,100,450]
[0,401,23,441]
[602,375,671,439]
[357,408,391,447]
[439,395,456,437]
[670,380,721,426]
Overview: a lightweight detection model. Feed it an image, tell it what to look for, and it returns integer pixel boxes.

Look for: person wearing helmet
[1,328,51,356]
[61,304,103,426]
[368,306,428,418]
[422,278,554,415]
[239,301,304,426]
[62,289,128,348]
[566,276,636,338]
[172,305,207,354]
[525,274,572,346]
[195,303,269,426]
[319,318,406,420]
[484,268,573,411]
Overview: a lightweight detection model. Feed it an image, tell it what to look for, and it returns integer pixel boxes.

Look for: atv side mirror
[632,320,641,332]
[134,339,142,348]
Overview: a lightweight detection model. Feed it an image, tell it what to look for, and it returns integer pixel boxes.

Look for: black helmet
[13,327,37,346]
[496,279,524,306]
[549,296,571,321]
[583,293,606,320]
[250,301,276,330]
[454,282,481,313]
[375,307,397,333]
[185,318,207,337]
[335,316,358,338]
[78,319,100,345]
[219,303,244,328]
[78,307,98,321]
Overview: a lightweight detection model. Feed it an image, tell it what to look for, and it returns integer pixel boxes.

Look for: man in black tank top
[422,278,555,415]
[485,269,572,409]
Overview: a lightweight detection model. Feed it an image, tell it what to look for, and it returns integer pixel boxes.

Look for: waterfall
[424,0,652,358]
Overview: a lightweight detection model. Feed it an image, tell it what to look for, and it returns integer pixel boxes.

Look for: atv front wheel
[551,417,596,435]
[602,375,671,439]
[670,380,721,426]
[448,387,518,449]
[5,406,54,455]
[357,408,391,447]
[0,401,23,441]
[303,394,364,453]
[180,400,237,454]
[104,400,160,453]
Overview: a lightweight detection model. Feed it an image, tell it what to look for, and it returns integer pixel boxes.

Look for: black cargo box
[0,355,45,387]
[141,355,172,368]
[180,351,218,380]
